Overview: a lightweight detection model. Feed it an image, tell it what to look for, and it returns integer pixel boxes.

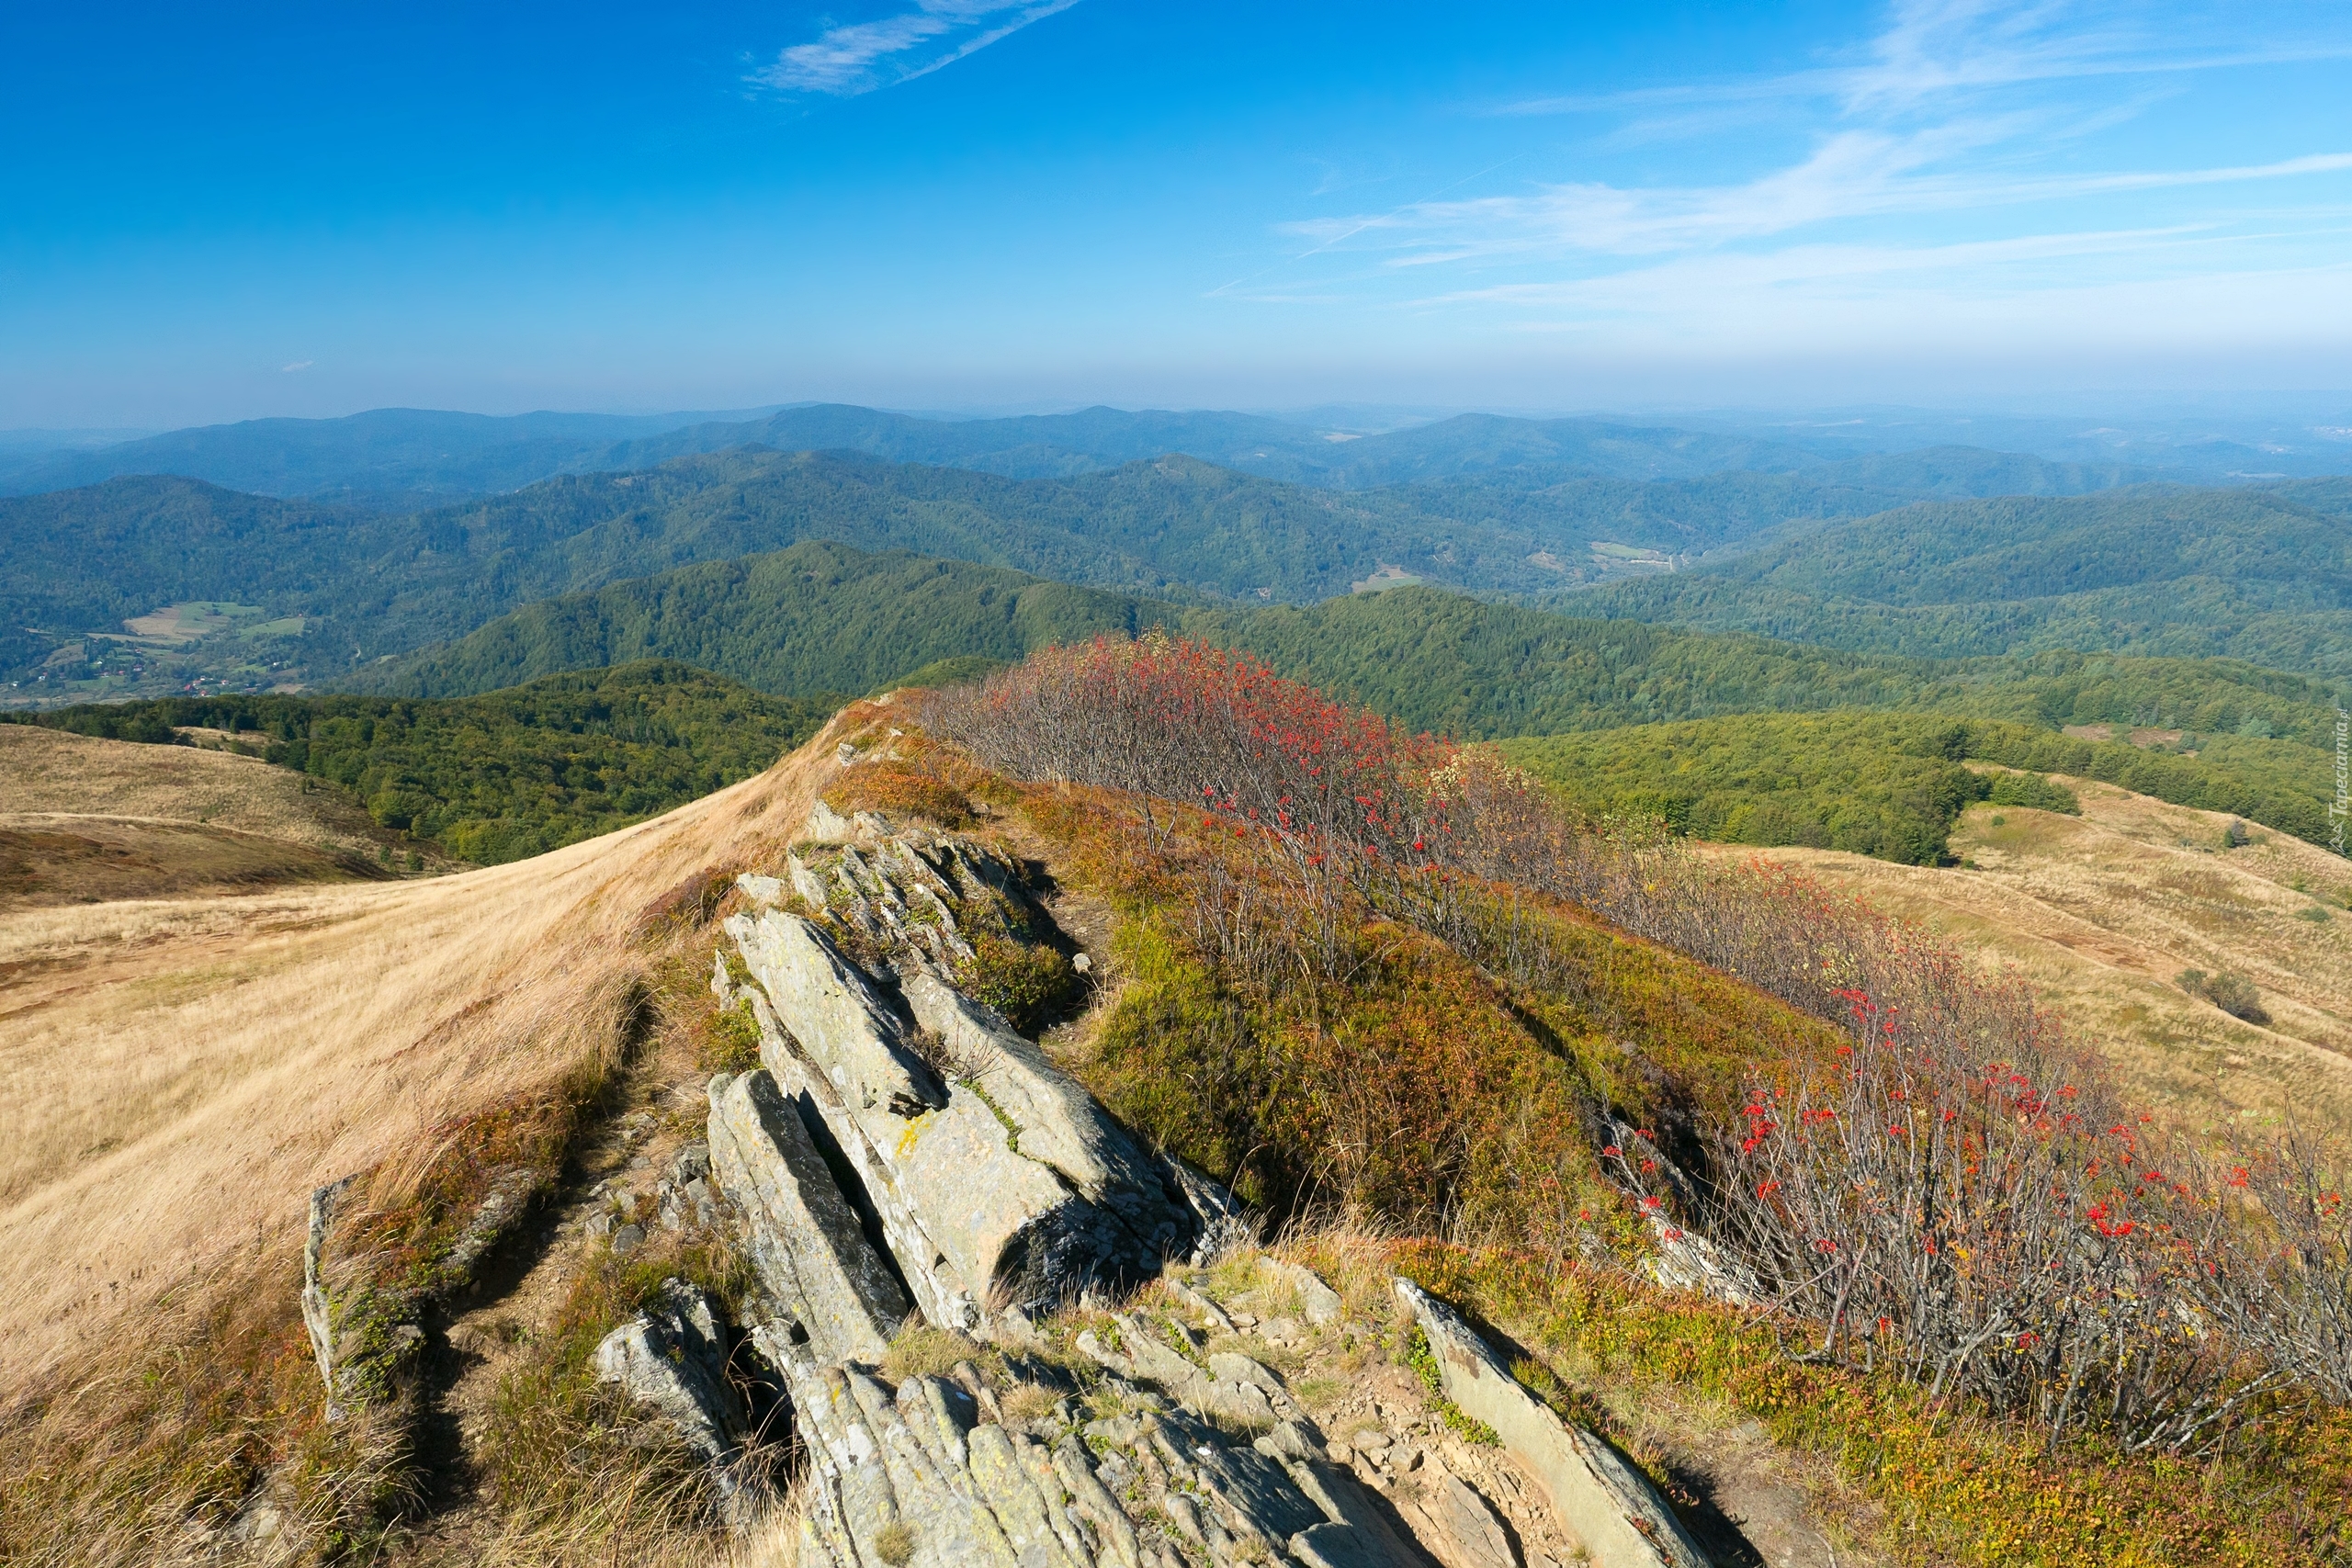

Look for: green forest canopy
[1558,483,2352,679]
[10,447,2336,701]
[6,661,838,864]
[353,545,2348,855]
[1493,710,2329,865]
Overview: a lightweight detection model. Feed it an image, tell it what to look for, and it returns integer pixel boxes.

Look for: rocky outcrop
[781,1350,1417,1568]
[708,1067,912,1363]
[300,1162,548,1420]
[1075,1313,1304,1428]
[593,1279,757,1517]
[717,827,1239,1331]
[1259,1255,1345,1326]
[1394,1278,1713,1568]
[725,908,945,1119]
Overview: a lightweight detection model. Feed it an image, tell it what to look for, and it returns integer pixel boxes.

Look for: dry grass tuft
[881,1321,984,1383]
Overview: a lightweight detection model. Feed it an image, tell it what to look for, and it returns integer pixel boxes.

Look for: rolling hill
[5,440,2288,707]
[1729,781,2352,1131]
[1561,483,2352,678]
[0,453,1916,698]
[348,542,1152,700]
[1498,708,2339,864]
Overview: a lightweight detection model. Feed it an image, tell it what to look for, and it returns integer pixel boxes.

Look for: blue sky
[3,1,2348,425]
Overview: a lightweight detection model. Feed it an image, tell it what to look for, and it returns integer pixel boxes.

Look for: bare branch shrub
[923,636,2352,1452]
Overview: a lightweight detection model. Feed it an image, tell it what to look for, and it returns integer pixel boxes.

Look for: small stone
[612,1224,646,1256]
[1071,952,1092,974]
[1261,1314,1304,1345]
[585,1213,615,1240]
[1256,1258,1344,1326]
[1252,1420,1326,1462]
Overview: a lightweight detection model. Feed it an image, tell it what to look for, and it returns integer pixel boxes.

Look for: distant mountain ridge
[0,404,789,502]
[6,444,2341,705]
[0,400,2166,504]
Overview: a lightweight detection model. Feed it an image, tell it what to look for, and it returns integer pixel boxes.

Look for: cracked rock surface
[1396,1277,1713,1568]
[718,819,1239,1327]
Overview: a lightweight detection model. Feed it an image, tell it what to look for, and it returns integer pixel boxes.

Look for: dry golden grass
[0,814,384,909]
[1724,772,2352,1133]
[0,723,397,861]
[0,705,873,1407]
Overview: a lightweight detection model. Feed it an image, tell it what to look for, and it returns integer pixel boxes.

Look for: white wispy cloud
[1290,141,2352,265]
[1499,1,2352,120]
[281,360,313,372]
[1249,0,2352,355]
[759,1,1080,96]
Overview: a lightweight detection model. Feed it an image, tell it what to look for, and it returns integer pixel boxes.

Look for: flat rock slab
[707,1067,909,1364]
[726,908,943,1116]
[726,846,1246,1327]
[1395,1278,1713,1568]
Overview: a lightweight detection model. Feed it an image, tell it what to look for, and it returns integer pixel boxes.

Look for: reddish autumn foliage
[928,635,2352,1456]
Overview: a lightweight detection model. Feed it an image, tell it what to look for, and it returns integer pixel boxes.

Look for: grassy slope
[0,818,389,910]
[1716,778,2352,1132]
[5,699,2343,1565]
[0,723,417,862]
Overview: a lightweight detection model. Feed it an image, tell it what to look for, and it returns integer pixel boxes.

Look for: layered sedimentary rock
[717,820,1238,1329]
[707,1066,910,1363]
[781,1350,1417,1568]
[1395,1277,1713,1568]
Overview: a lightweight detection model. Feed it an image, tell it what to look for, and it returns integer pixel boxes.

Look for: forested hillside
[6,661,833,863]
[13,445,2308,707]
[347,545,2346,852]
[1498,710,2337,863]
[1565,483,2352,677]
[0,451,2005,697]
[358,542,1150,699]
